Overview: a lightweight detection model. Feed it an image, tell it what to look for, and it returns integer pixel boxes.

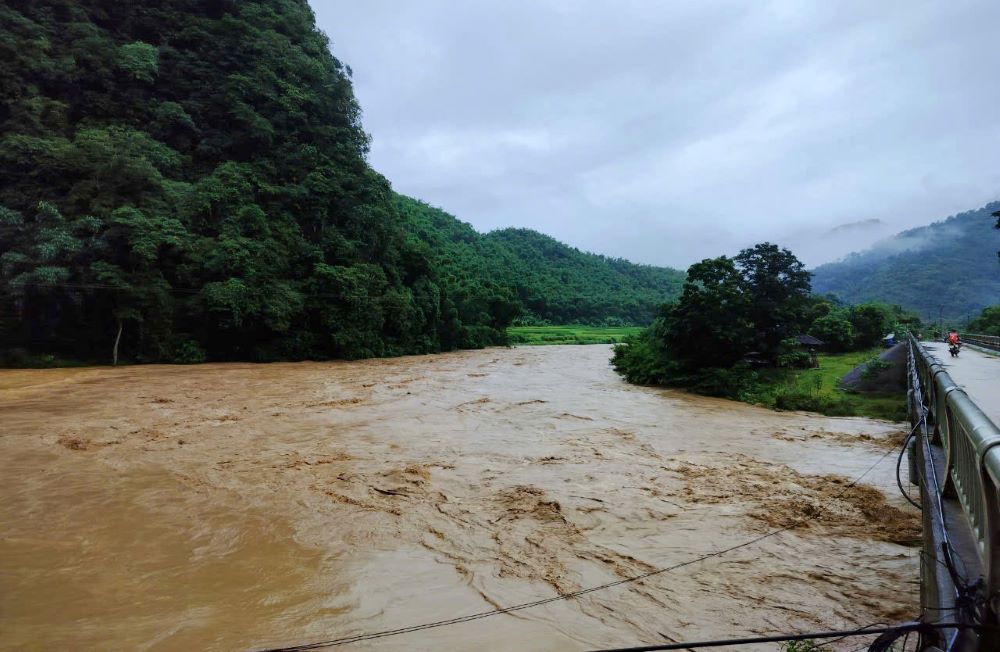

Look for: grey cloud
[311,0,1000,268]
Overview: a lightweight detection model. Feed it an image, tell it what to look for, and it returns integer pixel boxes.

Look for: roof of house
[796,334,825,346]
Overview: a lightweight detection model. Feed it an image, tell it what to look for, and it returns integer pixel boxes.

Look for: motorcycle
[949,342,961,357]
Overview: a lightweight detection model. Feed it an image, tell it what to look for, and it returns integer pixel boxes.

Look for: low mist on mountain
[812,202,1000,322]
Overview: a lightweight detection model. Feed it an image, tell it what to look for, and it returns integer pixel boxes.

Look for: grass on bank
[751,349,906,421]
[508,325,644,345]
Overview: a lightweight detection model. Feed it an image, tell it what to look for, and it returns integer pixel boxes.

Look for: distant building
[795,334,825,348]
[794,334,824,368]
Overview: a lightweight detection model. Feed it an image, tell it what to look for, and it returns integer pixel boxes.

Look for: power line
[895,428,921,509]
[257,443,902,651]
[585,621,990,652]
[813,621,886,648]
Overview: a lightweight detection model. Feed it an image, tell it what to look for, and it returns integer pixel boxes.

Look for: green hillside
[0,1,683,365]
[812,201,1000,322]
[396,195,685,325]
[0,0,514,363]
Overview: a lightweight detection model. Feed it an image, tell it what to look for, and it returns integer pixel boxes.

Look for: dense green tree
[613,243,812,389]
[662,256,754,369]
[802,294,838,324]
[809,312,855,352]
[733,243,812,358]
[968,305,1000,335]
[0,1,491,363]
[613,237,931,404]
[847,302,892,349]
[394,195,684,327]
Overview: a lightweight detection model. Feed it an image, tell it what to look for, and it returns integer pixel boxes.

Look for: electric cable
[585,621,993,652]
[813,621,886,648]
[895,428,921,509]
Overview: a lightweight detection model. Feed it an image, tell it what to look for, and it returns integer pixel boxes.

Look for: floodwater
[0,345,918,651]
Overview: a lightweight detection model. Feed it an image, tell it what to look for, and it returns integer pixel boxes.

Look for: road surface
[922,341,1000,428]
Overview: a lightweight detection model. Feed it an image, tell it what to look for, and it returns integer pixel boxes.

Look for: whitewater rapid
[0,345,917,650]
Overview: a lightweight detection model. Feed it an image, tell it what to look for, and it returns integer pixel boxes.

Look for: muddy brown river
[0,345,918,651]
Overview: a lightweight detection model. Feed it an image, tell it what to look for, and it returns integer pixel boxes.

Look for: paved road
[922,341,1000,428]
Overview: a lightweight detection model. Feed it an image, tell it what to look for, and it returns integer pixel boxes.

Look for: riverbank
[1,345,918,650]
[612,339,907,422]
[508,325,643,345]
[2,326,641,368]
[745,350,907,421]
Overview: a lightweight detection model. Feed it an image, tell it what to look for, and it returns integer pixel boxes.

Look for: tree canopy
[396,195,685,328]
[968,305,1000,335]
[0,0,450,362]
[612,242,920,394]
[612,243,812,385]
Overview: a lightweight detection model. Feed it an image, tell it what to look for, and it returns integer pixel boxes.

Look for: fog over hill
[827,219,885,235]
[811,201,1000,322]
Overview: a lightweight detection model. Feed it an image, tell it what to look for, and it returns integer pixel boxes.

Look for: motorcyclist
[947,330,962,357]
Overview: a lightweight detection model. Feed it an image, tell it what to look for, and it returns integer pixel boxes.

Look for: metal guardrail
[963,333,1000,352]
[908,334,1000,633]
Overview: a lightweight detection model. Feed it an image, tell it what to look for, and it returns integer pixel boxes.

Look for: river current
[0,345,918,650]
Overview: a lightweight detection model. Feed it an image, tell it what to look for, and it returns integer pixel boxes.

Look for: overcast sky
[311,0,1000,269]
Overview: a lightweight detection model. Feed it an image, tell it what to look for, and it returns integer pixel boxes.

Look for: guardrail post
[981,444,1000,632]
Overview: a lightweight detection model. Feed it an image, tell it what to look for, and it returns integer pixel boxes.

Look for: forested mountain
[0,1,683,364]
[0,0,454,362]
[812,202,1000,322]
[396,195,684,326]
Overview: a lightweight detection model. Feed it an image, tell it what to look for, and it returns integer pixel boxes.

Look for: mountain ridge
[396,194,685,326]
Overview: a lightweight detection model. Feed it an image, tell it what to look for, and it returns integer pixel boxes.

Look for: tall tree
[733,243,812,358]
[613,243,814,386]
[663,256,754,369]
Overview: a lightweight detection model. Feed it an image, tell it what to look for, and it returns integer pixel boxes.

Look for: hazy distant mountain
[787,216,899,267]
[826,218,885,235]
[812,202,1000,322]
